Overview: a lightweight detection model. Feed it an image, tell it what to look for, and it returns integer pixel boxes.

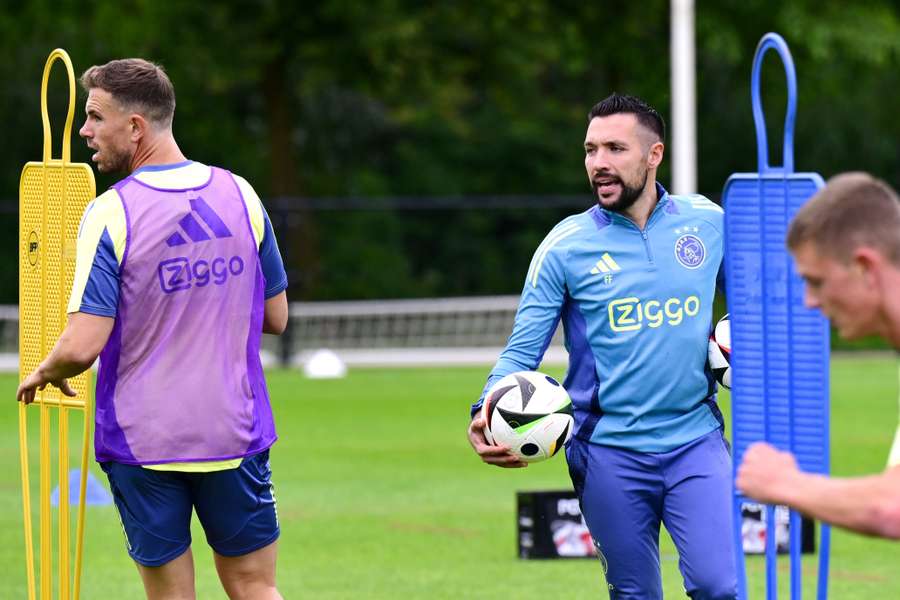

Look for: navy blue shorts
[100,450,279,567]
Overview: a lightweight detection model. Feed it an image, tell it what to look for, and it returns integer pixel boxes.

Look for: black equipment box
[517,491,815,559]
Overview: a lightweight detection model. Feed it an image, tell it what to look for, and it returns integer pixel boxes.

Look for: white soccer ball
[482,371,574,463]
[708,314,732,389]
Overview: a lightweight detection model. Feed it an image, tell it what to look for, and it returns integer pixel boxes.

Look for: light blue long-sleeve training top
[472,183,726,453]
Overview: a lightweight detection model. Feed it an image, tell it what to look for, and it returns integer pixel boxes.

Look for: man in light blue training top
[17,58,288,600]
[467,94,736,599]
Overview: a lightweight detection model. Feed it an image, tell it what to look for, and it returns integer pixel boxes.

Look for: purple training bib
[95,166,276,464]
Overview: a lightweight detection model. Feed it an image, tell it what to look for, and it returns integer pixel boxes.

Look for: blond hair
[787,172,900,265]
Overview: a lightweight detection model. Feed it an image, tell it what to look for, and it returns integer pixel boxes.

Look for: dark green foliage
[3,2,899,305]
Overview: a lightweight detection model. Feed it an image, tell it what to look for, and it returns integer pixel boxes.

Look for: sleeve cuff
[264,277,288,299]
[69,304,117,318]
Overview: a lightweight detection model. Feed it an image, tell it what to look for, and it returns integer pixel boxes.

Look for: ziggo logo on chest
[157,256,245,294]
[607,295,701,332]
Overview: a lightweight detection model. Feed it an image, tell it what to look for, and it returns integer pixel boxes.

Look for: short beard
[98,147,132,174]
[592,167,649,213]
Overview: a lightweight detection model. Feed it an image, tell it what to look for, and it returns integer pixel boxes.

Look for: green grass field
[2,355,899,598]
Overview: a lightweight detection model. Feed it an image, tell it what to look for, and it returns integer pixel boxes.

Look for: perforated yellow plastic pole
[18,407,35,600]
[19,48,95,600]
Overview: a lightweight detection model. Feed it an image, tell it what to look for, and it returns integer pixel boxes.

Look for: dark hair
[588,93,665,143]
[787,172,900,265]
[80,58,176,127]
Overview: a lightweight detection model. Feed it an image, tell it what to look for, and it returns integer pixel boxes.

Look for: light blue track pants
[566,429,738,600]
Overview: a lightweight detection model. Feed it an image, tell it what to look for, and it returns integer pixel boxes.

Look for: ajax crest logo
[675,234,705,269]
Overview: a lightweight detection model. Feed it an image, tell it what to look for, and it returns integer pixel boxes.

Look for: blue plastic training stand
[722,32,831,600]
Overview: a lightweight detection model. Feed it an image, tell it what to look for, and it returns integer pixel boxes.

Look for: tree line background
[3,1,899,303]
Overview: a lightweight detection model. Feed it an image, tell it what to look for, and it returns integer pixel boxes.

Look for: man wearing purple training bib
[97,167,276,465]
[17,58,288,600]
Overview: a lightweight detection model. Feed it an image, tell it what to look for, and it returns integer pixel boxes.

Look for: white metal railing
[0,297,568,368]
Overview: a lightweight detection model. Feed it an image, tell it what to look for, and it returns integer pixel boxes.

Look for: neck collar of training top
[123,160,215,192]
[593,182,672,228]
[131,160,195,175]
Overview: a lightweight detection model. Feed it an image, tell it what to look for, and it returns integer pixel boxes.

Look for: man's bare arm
[737,442,900,539]
[263,291,288,335]
[16,312,114,403]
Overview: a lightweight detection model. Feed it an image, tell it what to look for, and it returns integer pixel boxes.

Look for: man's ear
[129,114,149,143]
[853,246,884,288]
[647,141,664,170]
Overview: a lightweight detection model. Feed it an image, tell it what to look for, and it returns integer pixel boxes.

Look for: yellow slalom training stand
[19,48,95,600]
